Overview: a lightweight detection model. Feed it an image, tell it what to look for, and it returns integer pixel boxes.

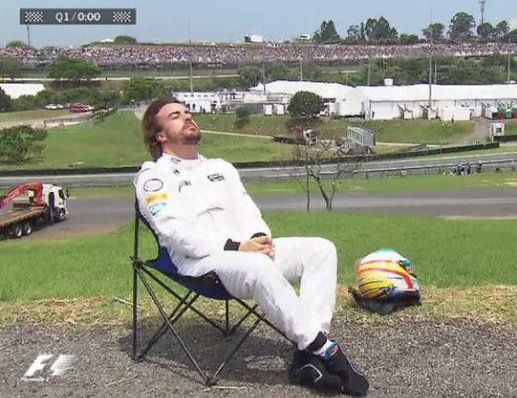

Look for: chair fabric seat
[148,247,233,300]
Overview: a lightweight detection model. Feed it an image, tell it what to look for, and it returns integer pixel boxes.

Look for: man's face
[155,103,201,146]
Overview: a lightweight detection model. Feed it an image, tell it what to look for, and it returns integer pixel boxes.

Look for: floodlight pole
[26,25,31,47]
[188,18,193,95]
[299,59,303,81]
[428,9,433,118]
[367,57,371,86]
[508,38,512,83]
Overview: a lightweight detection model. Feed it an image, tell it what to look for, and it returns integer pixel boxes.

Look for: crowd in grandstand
[0,42,515,68]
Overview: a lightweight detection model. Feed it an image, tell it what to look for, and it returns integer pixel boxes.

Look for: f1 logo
[22,354,74,381]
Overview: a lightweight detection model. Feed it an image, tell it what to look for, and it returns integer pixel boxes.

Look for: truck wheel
[21,222,32,236]
[10,224,22,239]
[55,209,67,222]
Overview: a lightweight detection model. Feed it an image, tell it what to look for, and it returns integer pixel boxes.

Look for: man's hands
[238,236,275,259]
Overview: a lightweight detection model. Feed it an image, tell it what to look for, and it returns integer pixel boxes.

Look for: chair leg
[132,267,138,360]
[137,268,211,384]
[223,299,232,336]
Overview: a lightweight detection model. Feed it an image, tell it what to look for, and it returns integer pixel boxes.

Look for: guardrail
[264,159,517,180]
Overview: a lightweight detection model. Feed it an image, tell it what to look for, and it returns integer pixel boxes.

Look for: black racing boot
[322,342,369,397]
[289,349,343,393]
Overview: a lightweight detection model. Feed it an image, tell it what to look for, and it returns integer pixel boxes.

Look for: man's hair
[141,97,181,161]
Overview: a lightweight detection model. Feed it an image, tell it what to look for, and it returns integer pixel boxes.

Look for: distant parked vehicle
[69,103,94,113]
[45,104,58,110]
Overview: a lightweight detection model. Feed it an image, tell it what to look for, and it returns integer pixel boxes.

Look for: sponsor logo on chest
[207,173,225,182]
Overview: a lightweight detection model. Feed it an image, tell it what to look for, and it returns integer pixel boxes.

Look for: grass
[195,114,475,144]
[0,110,510,171]
[0,111,294,170]
[0,109,70,122]
[1,212,516,304]
[67,172,517,199]
[505,120,517,135]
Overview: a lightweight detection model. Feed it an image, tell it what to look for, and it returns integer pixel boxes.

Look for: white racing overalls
[134,154,337,349]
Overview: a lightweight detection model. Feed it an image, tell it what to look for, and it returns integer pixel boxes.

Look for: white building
[250,80,517,121]
[0,83,45,99]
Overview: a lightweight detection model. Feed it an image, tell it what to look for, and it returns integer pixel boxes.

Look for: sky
[1,0,516,48]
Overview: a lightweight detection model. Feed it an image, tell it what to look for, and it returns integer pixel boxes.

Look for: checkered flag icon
[24,10,44,23]
[112,10,132,24]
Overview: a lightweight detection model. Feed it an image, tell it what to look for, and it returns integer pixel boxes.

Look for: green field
[505,120,517,135]
[0,110,511,171]
[0,111,293,170]
[195,114,475,144]
[0,109,70,122]
[0,212,516,303]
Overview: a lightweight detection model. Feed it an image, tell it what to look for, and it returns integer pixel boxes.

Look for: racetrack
[23,188,517,240]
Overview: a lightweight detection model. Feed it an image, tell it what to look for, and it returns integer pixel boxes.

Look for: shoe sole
[340,358,369,397]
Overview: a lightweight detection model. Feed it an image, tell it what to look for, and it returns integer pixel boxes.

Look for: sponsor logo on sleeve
[149,202,167,217]
[145,192,168,206]
[143,178,164,192]
[207,173,225,182]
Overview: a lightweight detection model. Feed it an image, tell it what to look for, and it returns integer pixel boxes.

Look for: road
[1,151,516,188]
[23,188,517,240]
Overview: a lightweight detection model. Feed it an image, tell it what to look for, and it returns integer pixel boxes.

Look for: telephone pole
[479,0,486,25]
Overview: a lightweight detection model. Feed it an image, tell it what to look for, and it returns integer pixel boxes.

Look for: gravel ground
[1,317,515,397]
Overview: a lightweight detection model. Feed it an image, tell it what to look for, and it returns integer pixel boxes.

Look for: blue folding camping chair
[130,200,292,385]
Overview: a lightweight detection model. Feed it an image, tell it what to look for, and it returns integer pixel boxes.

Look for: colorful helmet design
[354,249,420,301]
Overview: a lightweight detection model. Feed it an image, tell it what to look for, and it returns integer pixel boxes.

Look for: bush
[13,95,38,111]
[287,91,324,117]
[0,88,12,112]
[234,106,251,129]
[0,125,47,163]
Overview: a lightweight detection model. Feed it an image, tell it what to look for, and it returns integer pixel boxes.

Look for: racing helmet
[352,249,420,304]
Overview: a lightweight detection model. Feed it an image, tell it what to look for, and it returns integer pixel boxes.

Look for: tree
[48,56,101,81]
[0,56,22,79]
[113,35,137,44]
[289,140,360,212]
[477,23,495,40]
[364,17,398,43]
[495,21,510,39]
[0,88,12,112]
[234,106,251,129]
[399,34,419,45]
[313,20,341,44]
[13,95,37,111]
[237,65,262,87]
[121,77,162,102]
[504,29,517,43]
[423,23,445,42]
[266,62,292,81]
[448,12,476,42]
[345,23,366,43]
[5,41,30,49]
[287,91,324,117]
[0,125,47,163]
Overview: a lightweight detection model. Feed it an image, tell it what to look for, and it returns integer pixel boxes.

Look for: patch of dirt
[0,317,515,397]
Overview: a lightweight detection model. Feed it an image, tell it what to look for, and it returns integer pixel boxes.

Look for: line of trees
[312,13,516,45]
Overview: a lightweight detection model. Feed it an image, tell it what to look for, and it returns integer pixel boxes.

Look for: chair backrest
[134,198,181,276]
[133,198,233,300]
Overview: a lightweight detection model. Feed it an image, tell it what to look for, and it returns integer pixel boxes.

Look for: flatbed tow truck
[0,182,69,239]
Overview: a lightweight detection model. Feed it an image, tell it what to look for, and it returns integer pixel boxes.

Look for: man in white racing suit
[134,98,369,395]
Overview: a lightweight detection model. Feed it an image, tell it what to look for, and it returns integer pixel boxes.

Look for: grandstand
[0,42,515,69]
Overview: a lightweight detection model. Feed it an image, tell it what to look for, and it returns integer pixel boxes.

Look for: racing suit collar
[157,153,206,168]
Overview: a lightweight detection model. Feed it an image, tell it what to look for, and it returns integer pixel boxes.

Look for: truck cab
[41,184,68,221]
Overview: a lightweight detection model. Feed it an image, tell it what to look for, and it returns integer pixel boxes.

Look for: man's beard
[182,130,201,144]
